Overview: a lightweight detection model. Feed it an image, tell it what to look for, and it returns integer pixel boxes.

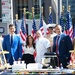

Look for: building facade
[62,0,75,18]
[0,0,58,24]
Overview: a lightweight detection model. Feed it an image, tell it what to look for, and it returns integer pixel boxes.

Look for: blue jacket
[2,34,22,64]
[53,33,73,67]
[53,33,73,58]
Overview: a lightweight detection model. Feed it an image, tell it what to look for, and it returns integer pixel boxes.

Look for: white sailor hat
[46,24,56,28]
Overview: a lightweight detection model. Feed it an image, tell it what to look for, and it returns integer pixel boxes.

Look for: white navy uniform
[45,33,57,51]
[35,37,50,63]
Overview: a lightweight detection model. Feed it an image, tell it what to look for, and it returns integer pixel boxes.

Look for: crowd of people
[0,23,74,69]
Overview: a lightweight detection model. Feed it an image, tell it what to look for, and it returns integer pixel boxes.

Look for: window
[17,0,28,19]
[33,0,40,14]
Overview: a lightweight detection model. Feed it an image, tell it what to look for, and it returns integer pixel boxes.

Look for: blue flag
[60,12,64,32]
[48,13,52,24]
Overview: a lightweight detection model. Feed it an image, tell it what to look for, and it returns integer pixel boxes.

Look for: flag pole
[62,6,65,31]
[62,6,64,13]
[23,8,26,24]
[15,14,18,34]
[68,5,70,12]
[41,6,43,25]
[15,14,18,21]
[49,6,52,15]
[32,7,34,18]
[48,6,52,24]
[41,7,43,18]
[23,8,27,34]
[31,6,37,40]
[23,8,26,18]
[61,6,64,15]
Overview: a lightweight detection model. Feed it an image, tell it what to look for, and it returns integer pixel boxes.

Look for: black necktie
[11,35,13,46]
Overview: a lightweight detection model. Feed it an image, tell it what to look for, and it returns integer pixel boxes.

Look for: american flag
[31,18,37,40]
[70,52,75,65]
[65,11,73,40]
[46,12,53,35]
[39,14,44,35]
[60,12,65,32]
[14,20,18,34]
[31,17,37,58]
[70,25,75,64]
[73,25,75,38]
[48,13,52,24]
[20,15,26,41]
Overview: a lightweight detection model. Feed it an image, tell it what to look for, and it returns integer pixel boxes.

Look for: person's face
[36,31,40,38]
[55,26,62,34]
[48,28,53,34]
[28,36,33,45]
[9,26,15,34]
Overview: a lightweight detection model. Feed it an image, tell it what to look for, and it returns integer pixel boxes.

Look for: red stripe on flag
[20,31,26,41]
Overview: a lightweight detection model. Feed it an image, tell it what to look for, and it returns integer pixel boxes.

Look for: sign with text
[1,0,13,23]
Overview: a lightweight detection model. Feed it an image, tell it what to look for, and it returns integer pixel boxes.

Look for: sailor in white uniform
[45,24,57,52]
[35,30,50,63]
